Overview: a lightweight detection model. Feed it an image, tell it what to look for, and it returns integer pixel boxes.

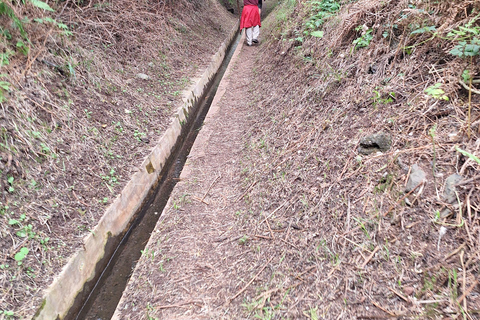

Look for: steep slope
[238,0,480,317]
[0,0,236,317]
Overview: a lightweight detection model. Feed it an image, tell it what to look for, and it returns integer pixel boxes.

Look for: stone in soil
[440,173,463,218]
[443,173,463,204]
[358,132,392,155]
[405,164,426,193]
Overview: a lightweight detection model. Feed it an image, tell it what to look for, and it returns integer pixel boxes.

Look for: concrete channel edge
[32,20,240,320]
[110,29,247,320]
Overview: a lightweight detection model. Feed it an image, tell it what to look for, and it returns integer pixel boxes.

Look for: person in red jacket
[240,0,261,46]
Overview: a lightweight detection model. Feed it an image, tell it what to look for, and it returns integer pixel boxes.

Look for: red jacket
[240,5,261,30]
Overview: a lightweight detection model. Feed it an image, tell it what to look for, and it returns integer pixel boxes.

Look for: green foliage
[7,176,14,192]
[14,247,29,265]
[16,40,29,55]
[34,17,72,36]
[0,1,27,39]
[450,39,480,57]
[310,30,324,38]
[424,83,449,100]
[29,0,54,11]
[455,146,480,165]
[448,14,480,58]
[0,80,11,102]
[371,88,395,106]
[411,25,436,35]
[0,310,15,319]
[0,50,13,66]
[353,27,373,50]
[303,0,340,36]
[462,69,472,83]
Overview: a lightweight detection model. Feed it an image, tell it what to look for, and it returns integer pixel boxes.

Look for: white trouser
[245,25,260,45]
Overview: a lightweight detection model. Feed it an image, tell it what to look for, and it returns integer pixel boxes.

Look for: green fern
[0,1,27,39]
[29,0,54,12]
[0,0,55,41]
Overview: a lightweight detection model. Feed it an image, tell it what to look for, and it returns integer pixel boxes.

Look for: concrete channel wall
[32,21,240,320]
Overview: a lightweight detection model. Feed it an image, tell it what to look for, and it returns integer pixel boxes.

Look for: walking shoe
[252,39,259,44]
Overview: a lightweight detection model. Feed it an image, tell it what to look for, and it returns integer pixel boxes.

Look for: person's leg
[246,27,253,46]
[252,25,260,43]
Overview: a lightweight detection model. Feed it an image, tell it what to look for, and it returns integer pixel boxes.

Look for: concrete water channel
[33,22,241,319]
[76,32,243,320]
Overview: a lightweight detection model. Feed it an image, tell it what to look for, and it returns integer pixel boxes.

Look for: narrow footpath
[112,36,266,319]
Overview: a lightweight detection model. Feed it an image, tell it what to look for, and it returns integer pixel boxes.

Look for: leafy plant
[424,83,449,100]
[303,0,340,36]
[0,0,55,40]
[0,1,27,39]
[0,50,13,66]
[0,310,15,319]
[353,27,373,50]
[411,25,436,35]
[101,168,118,187]
[238,235,249,245]
[450,39,480,57]
[448,15,480,138]
[310,30,324,38]
[16,40,29,56]
[448,14,480,58]
[7,176,14,192]
[16,224,35,239]
[14,247,29,265]
[29,0,54,11]
[0,80,11,102]
[455,146,480,165]
[371,88,395,106]
[133,129,146,142]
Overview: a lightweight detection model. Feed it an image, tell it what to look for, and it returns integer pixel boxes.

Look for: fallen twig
[383,182,423,216]
[457,279,479,306]
[234,180,257,203]
[360,246,380,269]
[260,200,289,224]
[192,195,209,204]
[226,256,274,305]
[371,300,396,316]
[157,300,202,309]
[456,175,480,186]
[200,175,220,202]
[388,287,409,303]
[459,79,480,95]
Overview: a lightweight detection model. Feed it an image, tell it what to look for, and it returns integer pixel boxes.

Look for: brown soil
[115,0,480,319]
[0,0,235,317]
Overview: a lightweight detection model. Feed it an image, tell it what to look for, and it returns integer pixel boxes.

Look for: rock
[136,73,149,80]
[358,132,392,155]
[405,164,426,192]
[443,174,462,204]
[403,286,415,296]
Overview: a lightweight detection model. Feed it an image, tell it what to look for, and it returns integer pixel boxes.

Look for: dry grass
[0,0,235,317]
[234,0,480,317]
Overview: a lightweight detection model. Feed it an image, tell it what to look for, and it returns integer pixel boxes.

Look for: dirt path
[112,35,266,319]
